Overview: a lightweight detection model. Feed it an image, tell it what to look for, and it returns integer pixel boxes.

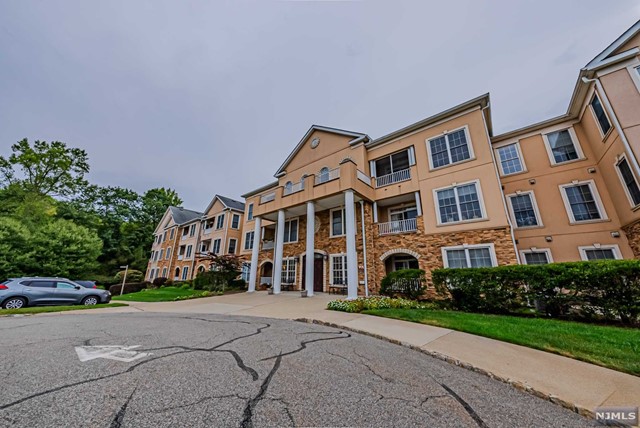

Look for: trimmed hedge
[380,269,427,300]
[432,260,640,325]
[108,282,149,295]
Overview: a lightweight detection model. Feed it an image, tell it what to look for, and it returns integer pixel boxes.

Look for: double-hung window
[159,249,164,260]
[216,214,225,229]
[590,94,611,136]
[189,224,196,237]
[282,258,296,284]
[228,239,237,254]
[166,248,171,259]
[616,156,640,207]
[186,245,193,259]
[544,129,581,164]
[231,214,240,229]
[181,266,189,280]
[283,219,298,243]
[170,228,175,240]
[521,249,552,265]
[496,143,524,175]
[247,203,254,221]
[212,239,221,254]
[435,181,484,224]
[442,245,496,268]
[428,128,472,169]
[330,254,348,286]
[560,181,606,223]
[241,262,251,282]
[507,192,541,228]
[330,208,345,237]
[244,231,255,251]
[579,245,621,261]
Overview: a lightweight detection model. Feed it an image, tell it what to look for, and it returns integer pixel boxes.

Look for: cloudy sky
[1,1,638,209]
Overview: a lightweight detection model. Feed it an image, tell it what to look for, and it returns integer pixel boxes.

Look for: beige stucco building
[238,20,640,299]
[145,20,640,298]
[146,195,245,282]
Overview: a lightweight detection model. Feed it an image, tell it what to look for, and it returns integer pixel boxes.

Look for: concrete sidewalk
[42,291,640,418]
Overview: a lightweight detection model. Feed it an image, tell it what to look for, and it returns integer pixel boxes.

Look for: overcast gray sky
[1,1,638,209]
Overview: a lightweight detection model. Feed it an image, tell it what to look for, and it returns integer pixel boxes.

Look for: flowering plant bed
[327,296,435,313]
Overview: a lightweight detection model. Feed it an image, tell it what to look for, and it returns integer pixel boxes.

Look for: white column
[372,201,378,223]
[344,190,358,299]
[247,216,261,293]
[273,209,285,294]
[305,202,315,297]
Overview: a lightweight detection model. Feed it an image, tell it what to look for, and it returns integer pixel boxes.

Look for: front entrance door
[302,253,324,292]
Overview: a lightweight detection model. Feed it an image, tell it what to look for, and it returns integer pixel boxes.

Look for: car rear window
[27,281,56,288]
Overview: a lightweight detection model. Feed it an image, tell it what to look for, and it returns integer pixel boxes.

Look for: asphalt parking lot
[0,313,590,427]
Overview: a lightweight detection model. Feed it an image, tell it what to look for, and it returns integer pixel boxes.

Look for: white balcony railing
[377,218,418,236]
[315,168,340,185]
[375,168,411,188]
[181,235,188,241]
[260,192,276,204]
[177,254,184,260]
[203,228,212,235]
[262,240,275,250]
[283,181,304,196]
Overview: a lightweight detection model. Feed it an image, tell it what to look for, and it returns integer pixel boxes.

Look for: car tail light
[0,285,8,290]
[92,285,97,288]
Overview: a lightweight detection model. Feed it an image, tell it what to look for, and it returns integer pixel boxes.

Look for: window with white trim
[579,245,621,261]
[228,238,237,254]
[212,238,221,254]
[163,231,167,242]
[544,129,580,164]
[200,240,210,253]
[186,245,193,258]
[174,267,180,279]
[373,149,411,177]
[162,267,167,278]
[496,143,524,175]
[159,249,164,260]
[590,94,611,136]
[181,266,189,280]
[442,245,496,268]
[247,203,254,221]
[170,228,175,240]
[560,181,605,223]
[244,231,255,251]
[330,254,348,286]
[330,208,345,237]
[231,214,240,229]
[435,182,484,224]
[428,128,472,169]
[190,224,197,237]
[283,218,298,243]
[507,192,540,228]
[282,258,296,284]
[241,262,251,282]
[616,156,640,206]
[318,167,330,183]
[166,248,171,259]
[216,214,225,229]
[521,249,552,265]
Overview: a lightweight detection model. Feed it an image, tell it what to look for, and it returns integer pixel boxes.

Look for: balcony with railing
[375,168,411,188]
[283,180,304,196]
[260,192,276,204]
[262,240,275,250]
[314,167,340,185]
[377,218,418,236]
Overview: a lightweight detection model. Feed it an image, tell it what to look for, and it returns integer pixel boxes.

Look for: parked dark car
[0,277,111,309]
[73,280,98,289]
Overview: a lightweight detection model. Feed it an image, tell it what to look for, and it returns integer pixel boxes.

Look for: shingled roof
[169,206,204,225]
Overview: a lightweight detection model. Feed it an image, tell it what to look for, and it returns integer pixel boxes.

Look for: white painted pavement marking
[75,345,152,363]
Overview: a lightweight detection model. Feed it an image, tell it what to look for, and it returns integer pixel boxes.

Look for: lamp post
[119,265,129,296]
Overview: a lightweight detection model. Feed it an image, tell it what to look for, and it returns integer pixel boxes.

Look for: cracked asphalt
[0,313,592,427]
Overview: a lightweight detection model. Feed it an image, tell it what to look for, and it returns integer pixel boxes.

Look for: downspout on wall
[359,200,369,297]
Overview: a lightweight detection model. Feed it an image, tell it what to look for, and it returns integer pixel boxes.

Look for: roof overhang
[241,181,279,199]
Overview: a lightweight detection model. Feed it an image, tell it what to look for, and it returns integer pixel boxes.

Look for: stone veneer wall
[247,207,517,297]
[622,220,640,258]
[371,223,517,297]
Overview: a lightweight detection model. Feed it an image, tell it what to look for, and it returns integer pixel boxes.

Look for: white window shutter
[369,160,376,177]
[408,146,416,166]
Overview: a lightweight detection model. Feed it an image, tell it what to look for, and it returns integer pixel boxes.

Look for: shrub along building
[146,195,245,282]
[145,20,640,298]
[239,20,640,299]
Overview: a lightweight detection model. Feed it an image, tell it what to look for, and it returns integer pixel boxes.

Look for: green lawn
[363,309,640,376]
[0,303,128,316]
[112,286,211,302]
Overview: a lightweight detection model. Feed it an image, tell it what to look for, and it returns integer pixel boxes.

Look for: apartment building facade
[146,195,245,282]
[239,20,640,299]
